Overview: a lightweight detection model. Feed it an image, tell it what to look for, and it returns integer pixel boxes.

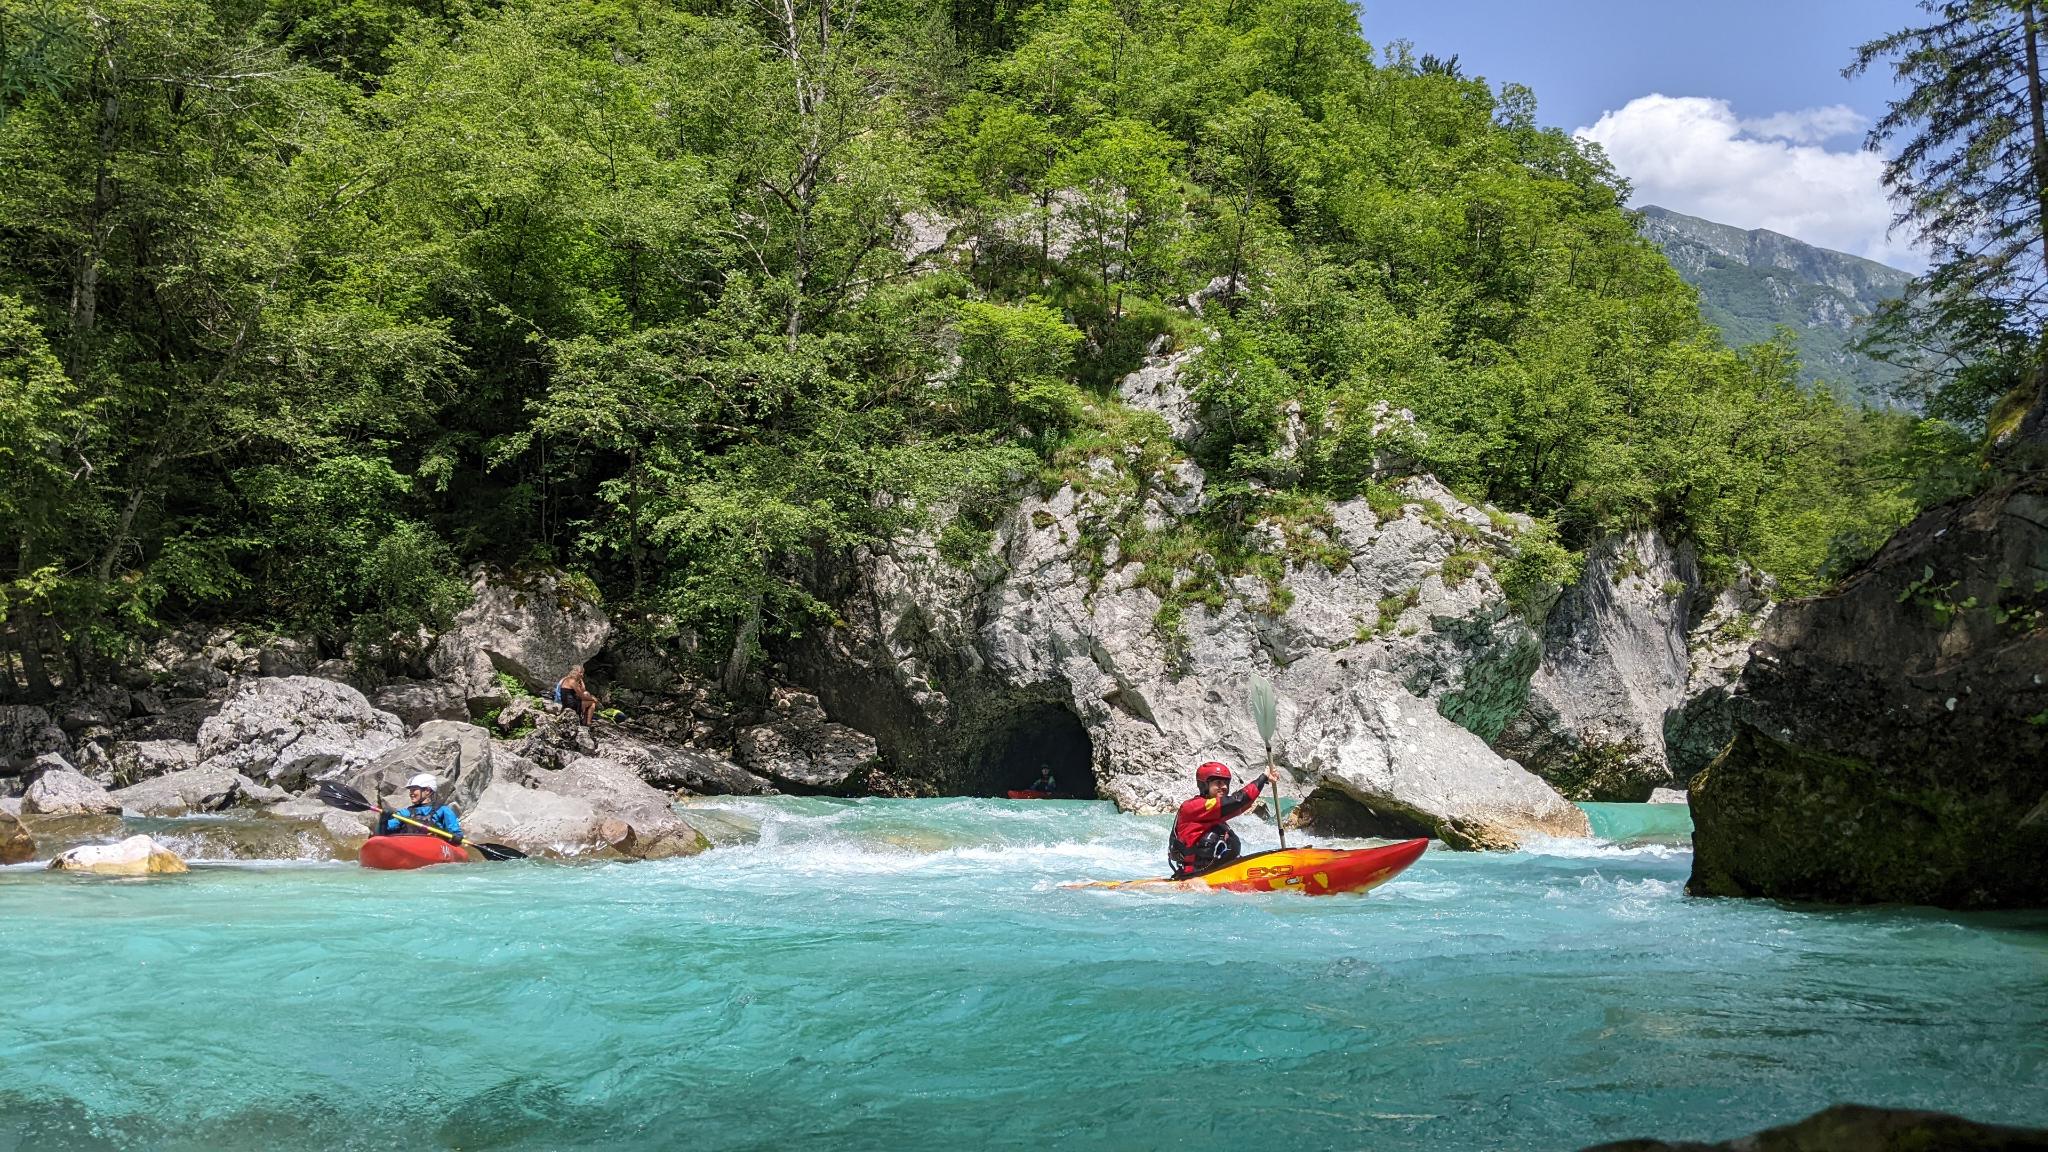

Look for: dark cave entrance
[968,700,1098,799]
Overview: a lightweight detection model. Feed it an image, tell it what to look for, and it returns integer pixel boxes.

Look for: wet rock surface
[47,834,188,876]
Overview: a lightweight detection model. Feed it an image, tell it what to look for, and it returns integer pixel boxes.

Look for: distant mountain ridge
[1636,205,1914,403]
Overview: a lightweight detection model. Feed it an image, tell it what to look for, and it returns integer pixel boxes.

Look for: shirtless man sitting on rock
[552,665,599,726]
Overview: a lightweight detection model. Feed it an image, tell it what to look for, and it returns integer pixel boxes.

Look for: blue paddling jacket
[381,803,461,837]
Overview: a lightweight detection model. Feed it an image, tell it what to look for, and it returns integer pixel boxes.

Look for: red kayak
[1064,838,1428,896]
[1006,790,1059,800]
[358,835,471,870]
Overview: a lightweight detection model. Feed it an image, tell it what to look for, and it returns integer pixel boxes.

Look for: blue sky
[1356,0,1930,268]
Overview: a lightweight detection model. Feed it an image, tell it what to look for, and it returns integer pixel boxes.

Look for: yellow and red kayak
[358,835,471,870]
[1065,838,1428,896]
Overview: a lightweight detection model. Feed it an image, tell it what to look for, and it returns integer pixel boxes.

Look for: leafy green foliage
[0,0,1965,696]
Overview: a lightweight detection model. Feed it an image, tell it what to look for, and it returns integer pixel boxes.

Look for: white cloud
[1574,94,1925,271]
[1738,104,1865,144]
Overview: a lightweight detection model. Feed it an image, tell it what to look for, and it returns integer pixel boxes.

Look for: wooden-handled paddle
[315,781,527,861]
[1249,674,1284,849]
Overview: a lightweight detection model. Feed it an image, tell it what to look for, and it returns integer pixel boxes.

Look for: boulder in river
[428,567,609,713]
[22,767,120,817]
[109,765,288,817]
[463,758,706,859]
[344,720,509,810]
[462,780,607,855]
[195,676,405,790]
[1689,470,2048,908]
[1292,672,1590,848]
[47,834,188,876]
[1580,1102,2048,1151]
[737,687,879,792]
[0,807,34,864]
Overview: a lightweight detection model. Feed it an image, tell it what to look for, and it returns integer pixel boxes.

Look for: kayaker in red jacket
[1169,761,1276,878]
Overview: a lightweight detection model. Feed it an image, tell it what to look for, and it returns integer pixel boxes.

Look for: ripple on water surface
[1,798,2044,1152]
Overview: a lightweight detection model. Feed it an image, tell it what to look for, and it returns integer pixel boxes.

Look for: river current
[2,797,2044,1151]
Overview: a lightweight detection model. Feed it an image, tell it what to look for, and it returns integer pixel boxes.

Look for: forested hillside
[1637,205,1914,404]
[0,0,1954,697]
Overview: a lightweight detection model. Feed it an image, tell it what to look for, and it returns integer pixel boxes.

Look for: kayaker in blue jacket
[378,773,462,838]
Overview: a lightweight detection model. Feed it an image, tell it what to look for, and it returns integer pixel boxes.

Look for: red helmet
[1196,762,1233,786]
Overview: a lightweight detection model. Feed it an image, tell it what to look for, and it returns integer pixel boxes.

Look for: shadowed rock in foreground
[1689,422,2048,906]
[1583,1103,2048,1151]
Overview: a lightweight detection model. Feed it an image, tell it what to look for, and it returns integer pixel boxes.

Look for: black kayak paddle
[315,780,527,861]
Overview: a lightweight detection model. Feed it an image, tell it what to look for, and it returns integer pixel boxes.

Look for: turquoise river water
[2,797,2045,1151]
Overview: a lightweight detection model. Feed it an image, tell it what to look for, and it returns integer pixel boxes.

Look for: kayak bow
[1064,838,1427,896]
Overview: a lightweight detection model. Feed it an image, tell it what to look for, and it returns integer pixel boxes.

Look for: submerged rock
[1496,529,1694,800]
[145,813,360,862]
[195,677,405,789]
[48,834,188,876]
[1690,473,2048,908]
[1582,1103,2048,1151]
[22,767,120,817]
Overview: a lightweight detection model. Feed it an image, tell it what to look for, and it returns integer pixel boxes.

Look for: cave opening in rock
[968,700,1097,799]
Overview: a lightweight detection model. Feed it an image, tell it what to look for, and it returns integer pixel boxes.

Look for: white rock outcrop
[428,568,610,711]
[1495,529,1695,800]
[22,767,119,817]
[195,677,405,789]
[793,362,1587,848]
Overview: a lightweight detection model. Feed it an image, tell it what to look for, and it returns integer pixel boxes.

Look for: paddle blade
[1248,674,1278,748]
[469,841,528,862]
[315,780,375,812]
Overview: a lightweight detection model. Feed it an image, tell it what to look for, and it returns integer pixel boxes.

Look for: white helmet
[405,773,439,792]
